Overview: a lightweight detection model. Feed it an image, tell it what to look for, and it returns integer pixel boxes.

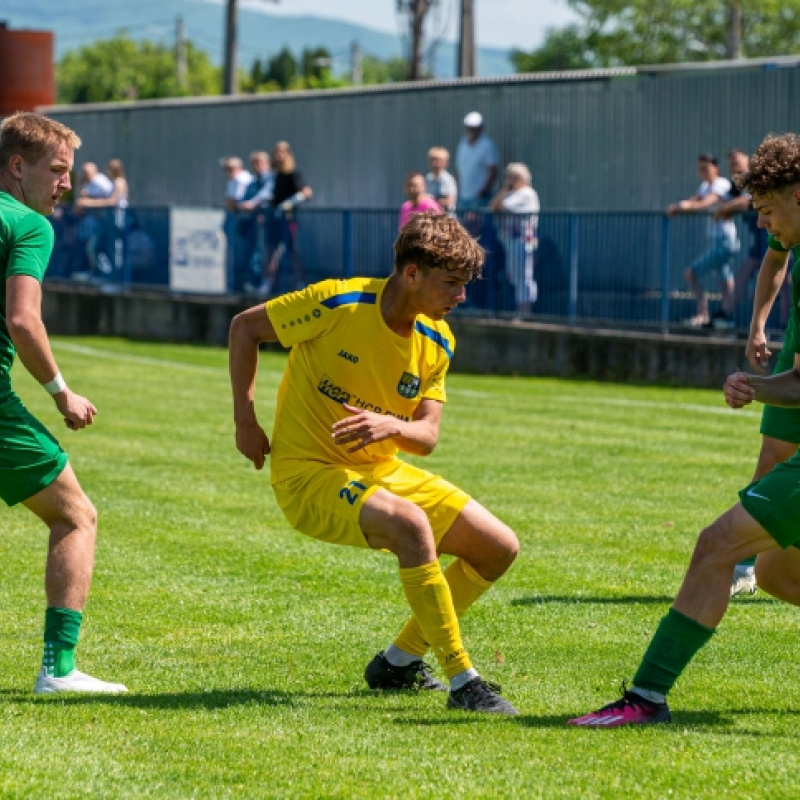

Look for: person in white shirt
[490,162,540,316]
[425,147,457,214]
[220,156,253,210]
[667,153,739,328]
[455,112,499,211]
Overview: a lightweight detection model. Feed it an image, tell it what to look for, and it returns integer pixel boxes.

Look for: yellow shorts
[271,459,470,549]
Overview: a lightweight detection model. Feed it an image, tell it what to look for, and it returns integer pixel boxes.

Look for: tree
[511,0,800,72]
[57,33,220,103]
[361,55,410,84]
[244,47,344,93]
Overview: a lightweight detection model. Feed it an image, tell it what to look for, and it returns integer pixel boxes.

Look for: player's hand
[724,371,756,409]
[665,204,679,218]
[712,207,731,222]
[53,389,97,431]
[745,331,771,374]
[332,404,401,453]
[235,419,271,469]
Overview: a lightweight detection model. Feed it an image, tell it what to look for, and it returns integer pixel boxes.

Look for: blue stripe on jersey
[320,291,377,309]
[415,320,454,360]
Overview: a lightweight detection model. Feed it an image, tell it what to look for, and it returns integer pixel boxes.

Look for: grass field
[2,336,799,799]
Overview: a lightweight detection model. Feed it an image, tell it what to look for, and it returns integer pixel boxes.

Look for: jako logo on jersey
[397,372,421,399]
[338,350,359,363]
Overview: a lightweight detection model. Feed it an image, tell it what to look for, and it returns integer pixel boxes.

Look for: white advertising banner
[169,207,227,293]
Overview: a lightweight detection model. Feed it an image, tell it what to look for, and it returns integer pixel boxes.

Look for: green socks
[632,608,715,696]
[43,607,83,678]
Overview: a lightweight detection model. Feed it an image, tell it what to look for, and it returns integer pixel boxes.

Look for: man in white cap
[455,112,499,211]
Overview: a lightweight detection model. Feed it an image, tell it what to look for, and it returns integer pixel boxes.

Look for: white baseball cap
[463,111,483,128]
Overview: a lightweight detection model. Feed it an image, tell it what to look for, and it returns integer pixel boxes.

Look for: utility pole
[457,0,475,77]
[175,14,188,92]
[397,0,435,81]
[727,0,743,60]
[223,0,279,95]
[350,40,362,86]
[223,0,238,94]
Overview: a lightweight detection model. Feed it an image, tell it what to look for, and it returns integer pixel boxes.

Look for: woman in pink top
[399,172,441,229]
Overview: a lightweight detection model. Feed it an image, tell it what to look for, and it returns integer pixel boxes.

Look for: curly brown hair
[738,134,800,196]
[394,213,485,281]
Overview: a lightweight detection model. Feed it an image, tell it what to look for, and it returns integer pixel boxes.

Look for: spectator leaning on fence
[220,156,253,211]
[666,153,739,329]
[399,172,441,230]
[238,151,275,295]
[455,112,499,211]
[426,147,457,214]
[260,140,313,297]
[490,162,540,317]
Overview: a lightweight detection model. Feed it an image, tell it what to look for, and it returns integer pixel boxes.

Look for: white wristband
[43,372,67,396]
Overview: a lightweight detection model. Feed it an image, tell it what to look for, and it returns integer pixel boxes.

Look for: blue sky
[201,0,580,51]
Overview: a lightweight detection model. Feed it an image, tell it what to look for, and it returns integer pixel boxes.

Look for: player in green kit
[569,133,800,727]
[0,112,126,694]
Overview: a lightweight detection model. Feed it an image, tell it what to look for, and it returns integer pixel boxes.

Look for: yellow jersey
[265,276,455,482]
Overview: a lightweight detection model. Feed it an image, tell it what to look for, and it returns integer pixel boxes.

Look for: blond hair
[0,112,81,171]
[428,147,449,162]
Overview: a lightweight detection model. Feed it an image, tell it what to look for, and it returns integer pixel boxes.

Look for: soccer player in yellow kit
[229,213,519,714]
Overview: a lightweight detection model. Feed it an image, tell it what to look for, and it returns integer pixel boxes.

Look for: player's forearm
[228,320,260,424]
[8,314,60,385]
[748,369,800,407]
[394,419,438,456]
[750,254,788,333]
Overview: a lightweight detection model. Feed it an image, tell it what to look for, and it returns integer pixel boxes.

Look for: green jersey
[0,191,54,399]
[767,233,800,318]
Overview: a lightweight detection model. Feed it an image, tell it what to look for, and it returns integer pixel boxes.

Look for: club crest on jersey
[397,372,421,399]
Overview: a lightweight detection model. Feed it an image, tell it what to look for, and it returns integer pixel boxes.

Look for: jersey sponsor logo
[338,349,359,363]
[317,374,410,420]
[397,371,421,399]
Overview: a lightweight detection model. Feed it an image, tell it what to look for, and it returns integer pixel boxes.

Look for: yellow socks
[398,561,472,679]
[394,558,492,660]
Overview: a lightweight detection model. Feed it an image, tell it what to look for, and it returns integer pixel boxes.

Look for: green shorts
[760,317,800,443]
[0,393,68,506]
[739,454,800,548]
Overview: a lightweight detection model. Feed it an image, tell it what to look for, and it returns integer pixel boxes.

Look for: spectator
[238,151,274,294]
[72,162,115,277]
[666,153,739,329]
[260,140,313,296]
[75,161,113,202]
[490,162,540,316]
[220,156,253,291]
[715,149,780,318]
[220,156,252,211]
[74,160,130,278]
[426,147,457,214]
[399,172,441,230]
[455,112,499,211]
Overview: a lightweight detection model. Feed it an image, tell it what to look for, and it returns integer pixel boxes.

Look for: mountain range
[0,0,514,79]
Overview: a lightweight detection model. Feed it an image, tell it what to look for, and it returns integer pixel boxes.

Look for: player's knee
[379,499,435,560]
[62,491,97,538]
[692,519,739,569]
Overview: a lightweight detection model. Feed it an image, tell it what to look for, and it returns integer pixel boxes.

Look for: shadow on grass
[0,688,296,709]
[512,595,778,606]
[397,709,763,732]
[0,686,411,710]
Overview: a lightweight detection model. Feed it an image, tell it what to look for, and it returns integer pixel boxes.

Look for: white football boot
[730,565,757,597]
[34,667,128,695]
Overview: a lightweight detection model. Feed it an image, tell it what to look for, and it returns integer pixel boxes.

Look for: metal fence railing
[46,205,786,334]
